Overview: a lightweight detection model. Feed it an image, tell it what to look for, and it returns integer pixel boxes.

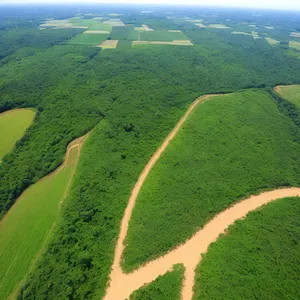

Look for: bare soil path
[103,92,300,300]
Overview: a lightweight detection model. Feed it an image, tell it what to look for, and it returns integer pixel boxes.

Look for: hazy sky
[1,0,300,10]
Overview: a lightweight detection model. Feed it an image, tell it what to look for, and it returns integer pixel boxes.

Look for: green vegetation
[2,9,300,300]
[68,33,109,45]
[0,144,80,299]
[116,40,133,49]
[140,30,188,41]
[193,197,300,299]
[110,26,138,40]
[276,85,300,107]
[129,265,184,300]
[0,109,35,161]
[123,90,300,271]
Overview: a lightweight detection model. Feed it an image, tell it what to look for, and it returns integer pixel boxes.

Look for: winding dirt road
[103,93,300,300]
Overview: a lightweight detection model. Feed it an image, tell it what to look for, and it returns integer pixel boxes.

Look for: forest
[0,6,300,299]
[193,197,300,299]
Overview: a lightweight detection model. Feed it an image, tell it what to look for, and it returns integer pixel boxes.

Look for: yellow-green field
[265,37,279,45]
[289,41,300,51]
[0,108,35,161]
[0,135,87,299]
[276,85,300,107]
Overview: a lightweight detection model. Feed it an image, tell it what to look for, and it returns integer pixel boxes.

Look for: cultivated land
[289,41,300,51]
[123,90,300,271]
[99,40,119,49]
[193,197,300,299]
[68,33,109,45]
[275,85,300,107]
[0,134,88,299]
[129,264,184,300]
[0,108,35,161]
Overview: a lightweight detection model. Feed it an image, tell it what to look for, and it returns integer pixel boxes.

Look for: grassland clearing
[0,134,88,300]
[265,26,275,29]
[68,33,108,45]
[289,40,300,51]
[0,108,35,162]
[275,84,300,107]
[132,40,193,46]
[193,197,300,299]
[265,37,279,45]
[99,40,119,49]
[83,30,110,34]
[140,30,188,41]
[123,90,300,271]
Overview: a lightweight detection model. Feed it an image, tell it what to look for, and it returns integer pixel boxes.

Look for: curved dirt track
[103,93,300,300]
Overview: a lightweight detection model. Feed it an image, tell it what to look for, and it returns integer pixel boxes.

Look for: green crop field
[68,33,109,45]
[129,265,184,300]
[277,85,300,107]
[123,90,300,271]
[110,26,138,40]
[140,30,188,41]
[116,40,133,49]
[193,197,300,299]
[0,145,80,299]
[0,109,35,161]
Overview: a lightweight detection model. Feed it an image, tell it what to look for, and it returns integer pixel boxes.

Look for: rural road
[103,93,300,300]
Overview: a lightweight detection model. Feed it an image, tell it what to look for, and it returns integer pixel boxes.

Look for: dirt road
[103,92,300,300]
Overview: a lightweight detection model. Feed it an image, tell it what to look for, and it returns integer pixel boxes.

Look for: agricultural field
[110,26,138,40]
[265,37,279,45]
[289,40,300,51]
[140,30,188,41]
[68,32,109,45]
[123,90,300,271]
[276,84,300,107]
[0,108,35,161]
[129,265,184,300]
[193,197,300,299]
[0,135,87,299]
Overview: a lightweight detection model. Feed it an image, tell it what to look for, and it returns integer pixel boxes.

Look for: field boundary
[5,132,90,300]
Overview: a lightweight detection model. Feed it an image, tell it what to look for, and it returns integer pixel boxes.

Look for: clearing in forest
[68,33,109,45]
[265,37,279,45]
[99,40,119,49]
[0,108,35,161]
[275,84,300,107]
[104,91,300,300]
[289,40,300,51]
[0,134,88,300]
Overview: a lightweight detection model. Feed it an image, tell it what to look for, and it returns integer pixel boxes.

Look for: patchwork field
[0,134,88,299]
[275,84,300,107]
[110,26,138,40]
[140,30,188,41]
[0,108,35,161]
[193,197,300,299]
[123,90,300,271]
[129,265,184,300]
[68,33,109,45]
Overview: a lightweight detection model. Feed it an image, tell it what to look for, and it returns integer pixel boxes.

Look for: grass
[289,41,300,51]
[68,33,109,45]
[116,40,133,49]
[0,144,80,299]
[193,197,300,299]
[123,90,300,271]
[129,264,184,300]
[265,37,279,45]
[276,85,300,107]
[110,26,138,40]
[0,109,35,161]
[140,30,188,42]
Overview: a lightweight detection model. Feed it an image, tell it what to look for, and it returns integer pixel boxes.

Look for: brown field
[99,40,119,49]
[265,37,279,45]
[83,30,110,34]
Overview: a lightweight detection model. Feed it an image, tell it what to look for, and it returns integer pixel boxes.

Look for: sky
[1,0,300,11]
